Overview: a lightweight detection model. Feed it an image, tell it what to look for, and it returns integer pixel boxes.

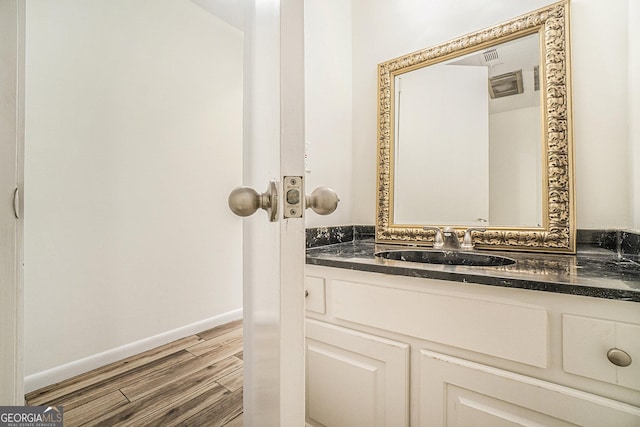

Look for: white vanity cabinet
[305,265,640,426]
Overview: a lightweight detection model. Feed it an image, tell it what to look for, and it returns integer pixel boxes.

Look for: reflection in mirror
[393,34,542,227]
[377,0,575,253]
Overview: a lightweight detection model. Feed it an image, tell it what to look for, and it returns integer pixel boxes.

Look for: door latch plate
[283,176,303,218]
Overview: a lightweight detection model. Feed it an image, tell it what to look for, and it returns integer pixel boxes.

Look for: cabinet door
[419,350,640,427]
[306,319,409,427]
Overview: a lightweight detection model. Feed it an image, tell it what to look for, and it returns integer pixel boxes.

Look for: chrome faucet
[424,226,486,251]
[461,227,486,250]
[423,226,444,249]
[441,227,461,250]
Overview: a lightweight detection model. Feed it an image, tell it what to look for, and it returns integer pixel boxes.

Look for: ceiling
[191,0,244,31]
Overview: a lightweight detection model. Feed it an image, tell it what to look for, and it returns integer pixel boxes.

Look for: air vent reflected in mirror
[488,69,524,99]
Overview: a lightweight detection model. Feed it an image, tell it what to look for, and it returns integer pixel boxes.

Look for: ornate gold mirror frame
[376,0,575,253]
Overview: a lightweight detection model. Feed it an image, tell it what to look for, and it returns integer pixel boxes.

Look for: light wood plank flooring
[25,319,244,426]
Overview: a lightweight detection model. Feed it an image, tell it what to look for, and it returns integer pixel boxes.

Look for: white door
[0,0,25,406]
[240,0,306,424]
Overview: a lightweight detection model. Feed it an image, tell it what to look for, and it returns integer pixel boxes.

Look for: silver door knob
[228,180,278,222]
[306,187,339,215]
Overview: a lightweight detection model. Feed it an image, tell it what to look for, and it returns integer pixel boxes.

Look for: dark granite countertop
[306,239,640,302]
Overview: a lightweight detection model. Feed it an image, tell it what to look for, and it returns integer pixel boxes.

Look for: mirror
[394,34,542,227]
[376,0,575,253]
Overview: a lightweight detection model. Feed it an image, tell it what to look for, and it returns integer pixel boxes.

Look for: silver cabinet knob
[607,348,632,367]
[306,186,339,215]
[228,180,278,222]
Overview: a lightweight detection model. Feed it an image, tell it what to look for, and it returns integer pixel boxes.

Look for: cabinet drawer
[563,314,640,391]
[333,279,548,367]
[305,275,326,314]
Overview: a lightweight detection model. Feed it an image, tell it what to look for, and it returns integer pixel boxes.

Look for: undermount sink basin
[375,249,516,267]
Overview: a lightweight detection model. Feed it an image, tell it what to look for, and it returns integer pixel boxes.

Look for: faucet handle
[461,227,486,250]
[423,226,444,249]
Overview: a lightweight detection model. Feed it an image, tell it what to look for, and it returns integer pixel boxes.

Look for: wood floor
[25,319,244,426]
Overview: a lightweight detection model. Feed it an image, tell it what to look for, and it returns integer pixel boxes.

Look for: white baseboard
[25,308,243,393]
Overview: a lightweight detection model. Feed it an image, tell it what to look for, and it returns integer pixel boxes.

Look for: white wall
[24,0,243,385]
[304,0,353,226]
[571,0,630,229]
[348,0,637,230]
[630,0,640,231]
